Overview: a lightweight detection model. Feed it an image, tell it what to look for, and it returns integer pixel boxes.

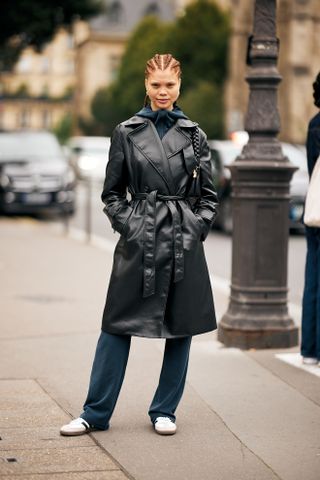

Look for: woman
[301,72,320,366]
[60,53,218,436]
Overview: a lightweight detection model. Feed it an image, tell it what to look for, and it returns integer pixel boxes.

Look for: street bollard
[85,175,92,244]
[62,204,70,236]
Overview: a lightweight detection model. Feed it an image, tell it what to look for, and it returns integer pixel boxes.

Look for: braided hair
[145,53,181,79]
[313,72,320,108]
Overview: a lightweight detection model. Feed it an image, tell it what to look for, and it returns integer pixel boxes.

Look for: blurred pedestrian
[301,72,320,366]
[60,54,218,436]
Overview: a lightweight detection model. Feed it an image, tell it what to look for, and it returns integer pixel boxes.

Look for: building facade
[0,0,177,134]
[0,0,319,143]
[0,28,76,131]
[224,0,320,143]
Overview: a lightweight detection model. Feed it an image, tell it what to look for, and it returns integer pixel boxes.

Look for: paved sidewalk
[0,217,319,480]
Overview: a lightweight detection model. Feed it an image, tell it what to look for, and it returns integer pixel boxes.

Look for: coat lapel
[162,118,199,175]
[126,118,174,193]
[161,125,190,158]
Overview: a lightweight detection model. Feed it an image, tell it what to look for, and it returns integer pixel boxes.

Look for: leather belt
[132,190,185,298]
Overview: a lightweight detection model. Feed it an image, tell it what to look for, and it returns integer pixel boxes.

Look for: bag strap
[191,127,200,178]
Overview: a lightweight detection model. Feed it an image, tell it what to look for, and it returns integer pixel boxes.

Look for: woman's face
[145,69,181,111]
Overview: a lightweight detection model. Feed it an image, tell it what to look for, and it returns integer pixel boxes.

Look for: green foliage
[91,85,122,134]
[13,83,30,98]
[179,81,224,139]
[0,0,102,70]
[168,0,230,91]
[53,113,73,144]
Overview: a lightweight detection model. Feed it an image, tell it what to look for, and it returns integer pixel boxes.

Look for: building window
[107,1,123,23]
[41,57,50,74]
[66,34,74,49]
[144,2,159,16]
[42,110,51,129]
[109,54,121,81]
[41,84,49,98]
[19,109,30,128]
[17,56,32,73]
[65,59,75,74]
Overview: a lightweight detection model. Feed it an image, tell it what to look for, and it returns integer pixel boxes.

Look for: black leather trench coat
[101,115,218,338]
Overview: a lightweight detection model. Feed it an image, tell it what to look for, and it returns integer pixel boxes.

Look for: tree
[53,113,73,144]
[0,0,102,69]
[91,84,123,135]
[179,81,224,138]
[167,0,230,92]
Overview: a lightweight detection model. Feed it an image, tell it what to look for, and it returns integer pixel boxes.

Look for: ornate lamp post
[218,0,299,349]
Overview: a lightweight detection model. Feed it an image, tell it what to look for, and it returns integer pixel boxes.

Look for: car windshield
[213,141,308,172]
[0,133,62,162]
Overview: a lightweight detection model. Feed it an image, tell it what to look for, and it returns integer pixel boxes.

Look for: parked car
[67,136,110,182]
[0,131,76,215]
[209,139,309,234]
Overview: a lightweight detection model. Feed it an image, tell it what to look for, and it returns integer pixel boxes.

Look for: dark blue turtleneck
[136,104,188,139]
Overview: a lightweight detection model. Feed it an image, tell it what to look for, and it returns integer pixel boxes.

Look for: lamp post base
[218,316,299,349]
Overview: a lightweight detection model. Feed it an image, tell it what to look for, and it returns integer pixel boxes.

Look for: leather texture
[101,116,218,338]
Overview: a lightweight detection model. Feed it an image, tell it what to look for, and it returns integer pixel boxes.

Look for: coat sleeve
[101,125,133,234]
[194,130,219,241]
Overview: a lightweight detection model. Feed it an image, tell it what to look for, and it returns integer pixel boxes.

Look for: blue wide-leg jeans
[301,226,320,360]
[80,331,192,430]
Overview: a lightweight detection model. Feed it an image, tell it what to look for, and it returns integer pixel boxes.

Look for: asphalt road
[65,181,306,311]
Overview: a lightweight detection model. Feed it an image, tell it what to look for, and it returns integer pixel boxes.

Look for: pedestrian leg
[148,336,192,424]
[301,228,319,359]
[316,231,320,359]
[81,331,131,430]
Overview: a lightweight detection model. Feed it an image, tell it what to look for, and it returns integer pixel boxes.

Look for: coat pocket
[122,209,145,244]
[111,207,134,236]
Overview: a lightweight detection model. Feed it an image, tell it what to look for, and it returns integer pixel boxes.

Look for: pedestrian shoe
[302,357,318,365]
[60,417,93,436]
[154,417,177,435]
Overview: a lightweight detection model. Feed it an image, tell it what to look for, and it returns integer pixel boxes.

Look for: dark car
[0,131,76,215]
[209,139,308,234]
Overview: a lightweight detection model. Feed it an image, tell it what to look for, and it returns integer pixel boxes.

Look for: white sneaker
[302,357,318,365]
[154,417,177,435]
[60,417,93,436]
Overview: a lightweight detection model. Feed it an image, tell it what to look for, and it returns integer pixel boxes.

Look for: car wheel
[219,198,233,234]
[60,205,76,216]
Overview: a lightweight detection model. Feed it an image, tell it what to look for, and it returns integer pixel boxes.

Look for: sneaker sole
[60,428,92,436]
[154,428,177,436]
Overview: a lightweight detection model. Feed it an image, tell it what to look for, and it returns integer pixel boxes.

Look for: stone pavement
[0,217,319,480]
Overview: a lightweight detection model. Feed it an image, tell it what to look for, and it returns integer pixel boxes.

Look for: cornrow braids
[145,53,181,79]
[313,72,320,108]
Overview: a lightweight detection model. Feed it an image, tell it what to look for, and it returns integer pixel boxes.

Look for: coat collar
[122,115,198,129]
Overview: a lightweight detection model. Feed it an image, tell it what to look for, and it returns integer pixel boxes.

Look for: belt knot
[132,190,185,297]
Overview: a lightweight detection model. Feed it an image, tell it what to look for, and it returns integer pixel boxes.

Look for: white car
[208,138,309,233]
[67,136,110,183]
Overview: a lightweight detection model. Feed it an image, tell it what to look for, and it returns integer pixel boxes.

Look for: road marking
[275,353,320,378]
